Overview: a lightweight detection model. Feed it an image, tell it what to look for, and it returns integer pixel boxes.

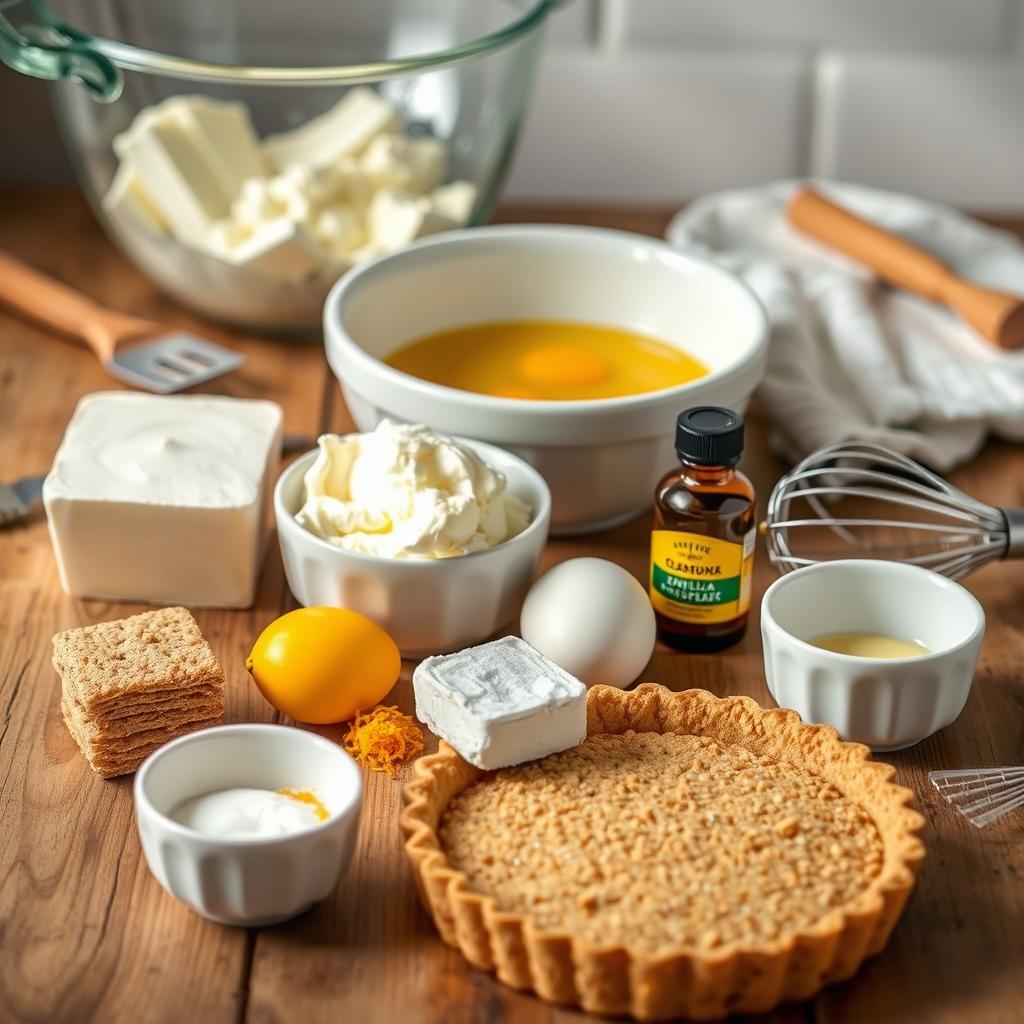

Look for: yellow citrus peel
[343,705,425,775]
[278,787,330,821]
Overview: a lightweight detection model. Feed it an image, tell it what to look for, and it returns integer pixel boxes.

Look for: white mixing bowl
[324,224,768,534]
[275,441,551,656]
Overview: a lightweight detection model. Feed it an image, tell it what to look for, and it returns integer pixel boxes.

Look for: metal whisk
[929,767,1024,828]
[764,441,1024,580]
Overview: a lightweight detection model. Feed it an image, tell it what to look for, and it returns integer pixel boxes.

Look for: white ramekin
[274,439,551,657]
[134,725,363,926]
[323,224,768,534]
[761,560,985,751]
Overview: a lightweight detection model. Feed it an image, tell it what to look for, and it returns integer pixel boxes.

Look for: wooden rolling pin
[787,186,1024,350]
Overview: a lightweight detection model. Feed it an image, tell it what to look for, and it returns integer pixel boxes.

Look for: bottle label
[649,530,754,625]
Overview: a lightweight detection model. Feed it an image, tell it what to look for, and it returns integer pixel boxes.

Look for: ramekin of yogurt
[134,724,362,926]
[274,421,551,656]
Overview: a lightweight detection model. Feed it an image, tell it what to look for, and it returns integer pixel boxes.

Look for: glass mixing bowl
[0,0,557,332]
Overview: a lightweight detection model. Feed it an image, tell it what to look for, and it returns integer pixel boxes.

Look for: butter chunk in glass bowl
[10,0,559,332]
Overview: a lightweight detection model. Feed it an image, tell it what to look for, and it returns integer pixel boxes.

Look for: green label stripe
[652,565,740,605]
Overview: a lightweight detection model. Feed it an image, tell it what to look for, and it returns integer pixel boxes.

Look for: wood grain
[1,189,1023,1024]
[0,190,324,1023]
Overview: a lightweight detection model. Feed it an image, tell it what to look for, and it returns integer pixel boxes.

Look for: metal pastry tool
[929,767,1024,828]
[763,441,1024,580]
[0,474,43,526]
[0,251,243,392]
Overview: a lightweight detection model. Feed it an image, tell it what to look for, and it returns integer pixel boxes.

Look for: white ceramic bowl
[134,725,362,926]
[274,441,551,657]
[761,560,985,751]
[324,224,768,534]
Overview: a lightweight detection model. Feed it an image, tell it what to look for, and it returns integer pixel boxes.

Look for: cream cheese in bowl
[274,428,551,656]
[296,421,531,558]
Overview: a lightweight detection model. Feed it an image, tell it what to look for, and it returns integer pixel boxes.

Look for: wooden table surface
[2,189,1023,1024]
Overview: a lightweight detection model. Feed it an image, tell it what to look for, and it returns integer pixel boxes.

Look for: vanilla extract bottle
[649,407,756,652]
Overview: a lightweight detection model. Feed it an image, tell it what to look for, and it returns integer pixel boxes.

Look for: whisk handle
[1001,508,1024,560]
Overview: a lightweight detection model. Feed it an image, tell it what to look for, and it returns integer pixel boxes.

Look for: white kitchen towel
[666,180,1024,470]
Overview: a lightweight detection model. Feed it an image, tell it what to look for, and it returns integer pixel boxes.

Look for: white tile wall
[812,54,1024,210]
[506,0,1024,208]
[610,0,1013,53]
[545,0,595,46]
[3,0,1024,210]
[504,51,807,202]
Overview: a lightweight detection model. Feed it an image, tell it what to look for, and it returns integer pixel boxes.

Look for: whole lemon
[246,607,401,724]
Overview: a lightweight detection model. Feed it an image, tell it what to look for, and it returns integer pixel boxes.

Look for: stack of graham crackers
[53,606,225,779]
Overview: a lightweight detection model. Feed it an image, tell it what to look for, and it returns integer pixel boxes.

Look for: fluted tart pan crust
[401,684,925,1020]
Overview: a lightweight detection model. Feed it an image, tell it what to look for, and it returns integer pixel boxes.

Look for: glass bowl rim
[49,0,559,86]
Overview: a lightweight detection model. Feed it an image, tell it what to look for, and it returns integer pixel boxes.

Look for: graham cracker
[61,699,223,747]
[82,719,223,767]
[53,606,226,779]
[52,606,224,716]
[62,707,223,778]
[70,683,224,720]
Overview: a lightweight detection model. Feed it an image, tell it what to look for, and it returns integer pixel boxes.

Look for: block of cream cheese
[359,133,446,194]
[264,87,403,172]
[367,189,455,252]
[431,180,478,225]
[413,636,587,769]
[211,216,324,282]
[43,392,283,608]
[183,96,270,187]
[102,163,168,238]
[114,96,266,244]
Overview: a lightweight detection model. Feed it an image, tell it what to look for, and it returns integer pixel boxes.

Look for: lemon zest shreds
[278,788,330,821]
[344,705,425,775]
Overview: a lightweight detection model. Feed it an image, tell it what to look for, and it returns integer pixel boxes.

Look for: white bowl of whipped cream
[134,724,362,926]
[323,224,767,534]
[274,421,551,656]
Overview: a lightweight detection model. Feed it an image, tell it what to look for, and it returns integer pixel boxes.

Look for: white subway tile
[544,0,594,46]
[614,0,1011,53]
[812,54,1024,209]
[505,51,806,202]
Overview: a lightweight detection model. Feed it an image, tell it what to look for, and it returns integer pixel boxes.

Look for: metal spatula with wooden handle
[787,187,1024,350]
[0,251,244,392]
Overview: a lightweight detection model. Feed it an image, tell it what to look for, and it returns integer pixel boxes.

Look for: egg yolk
[519,345,609,387]
[384,320,708,401]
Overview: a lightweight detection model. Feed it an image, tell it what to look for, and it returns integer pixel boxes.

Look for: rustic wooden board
[1,190,1023,1024]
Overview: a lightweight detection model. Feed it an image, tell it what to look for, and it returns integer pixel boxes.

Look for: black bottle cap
[675,406,744,466]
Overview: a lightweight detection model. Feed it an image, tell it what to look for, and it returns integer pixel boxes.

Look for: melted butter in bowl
[385,320,709,401]
[810,632,930,659]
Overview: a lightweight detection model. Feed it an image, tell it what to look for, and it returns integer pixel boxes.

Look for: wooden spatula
[0,251,244,392]
[787,187,1024,350]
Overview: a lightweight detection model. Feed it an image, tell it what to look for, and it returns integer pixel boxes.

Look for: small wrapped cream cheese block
[43,392,283,608]
[413,636,587,770]
[264,87,403,172]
